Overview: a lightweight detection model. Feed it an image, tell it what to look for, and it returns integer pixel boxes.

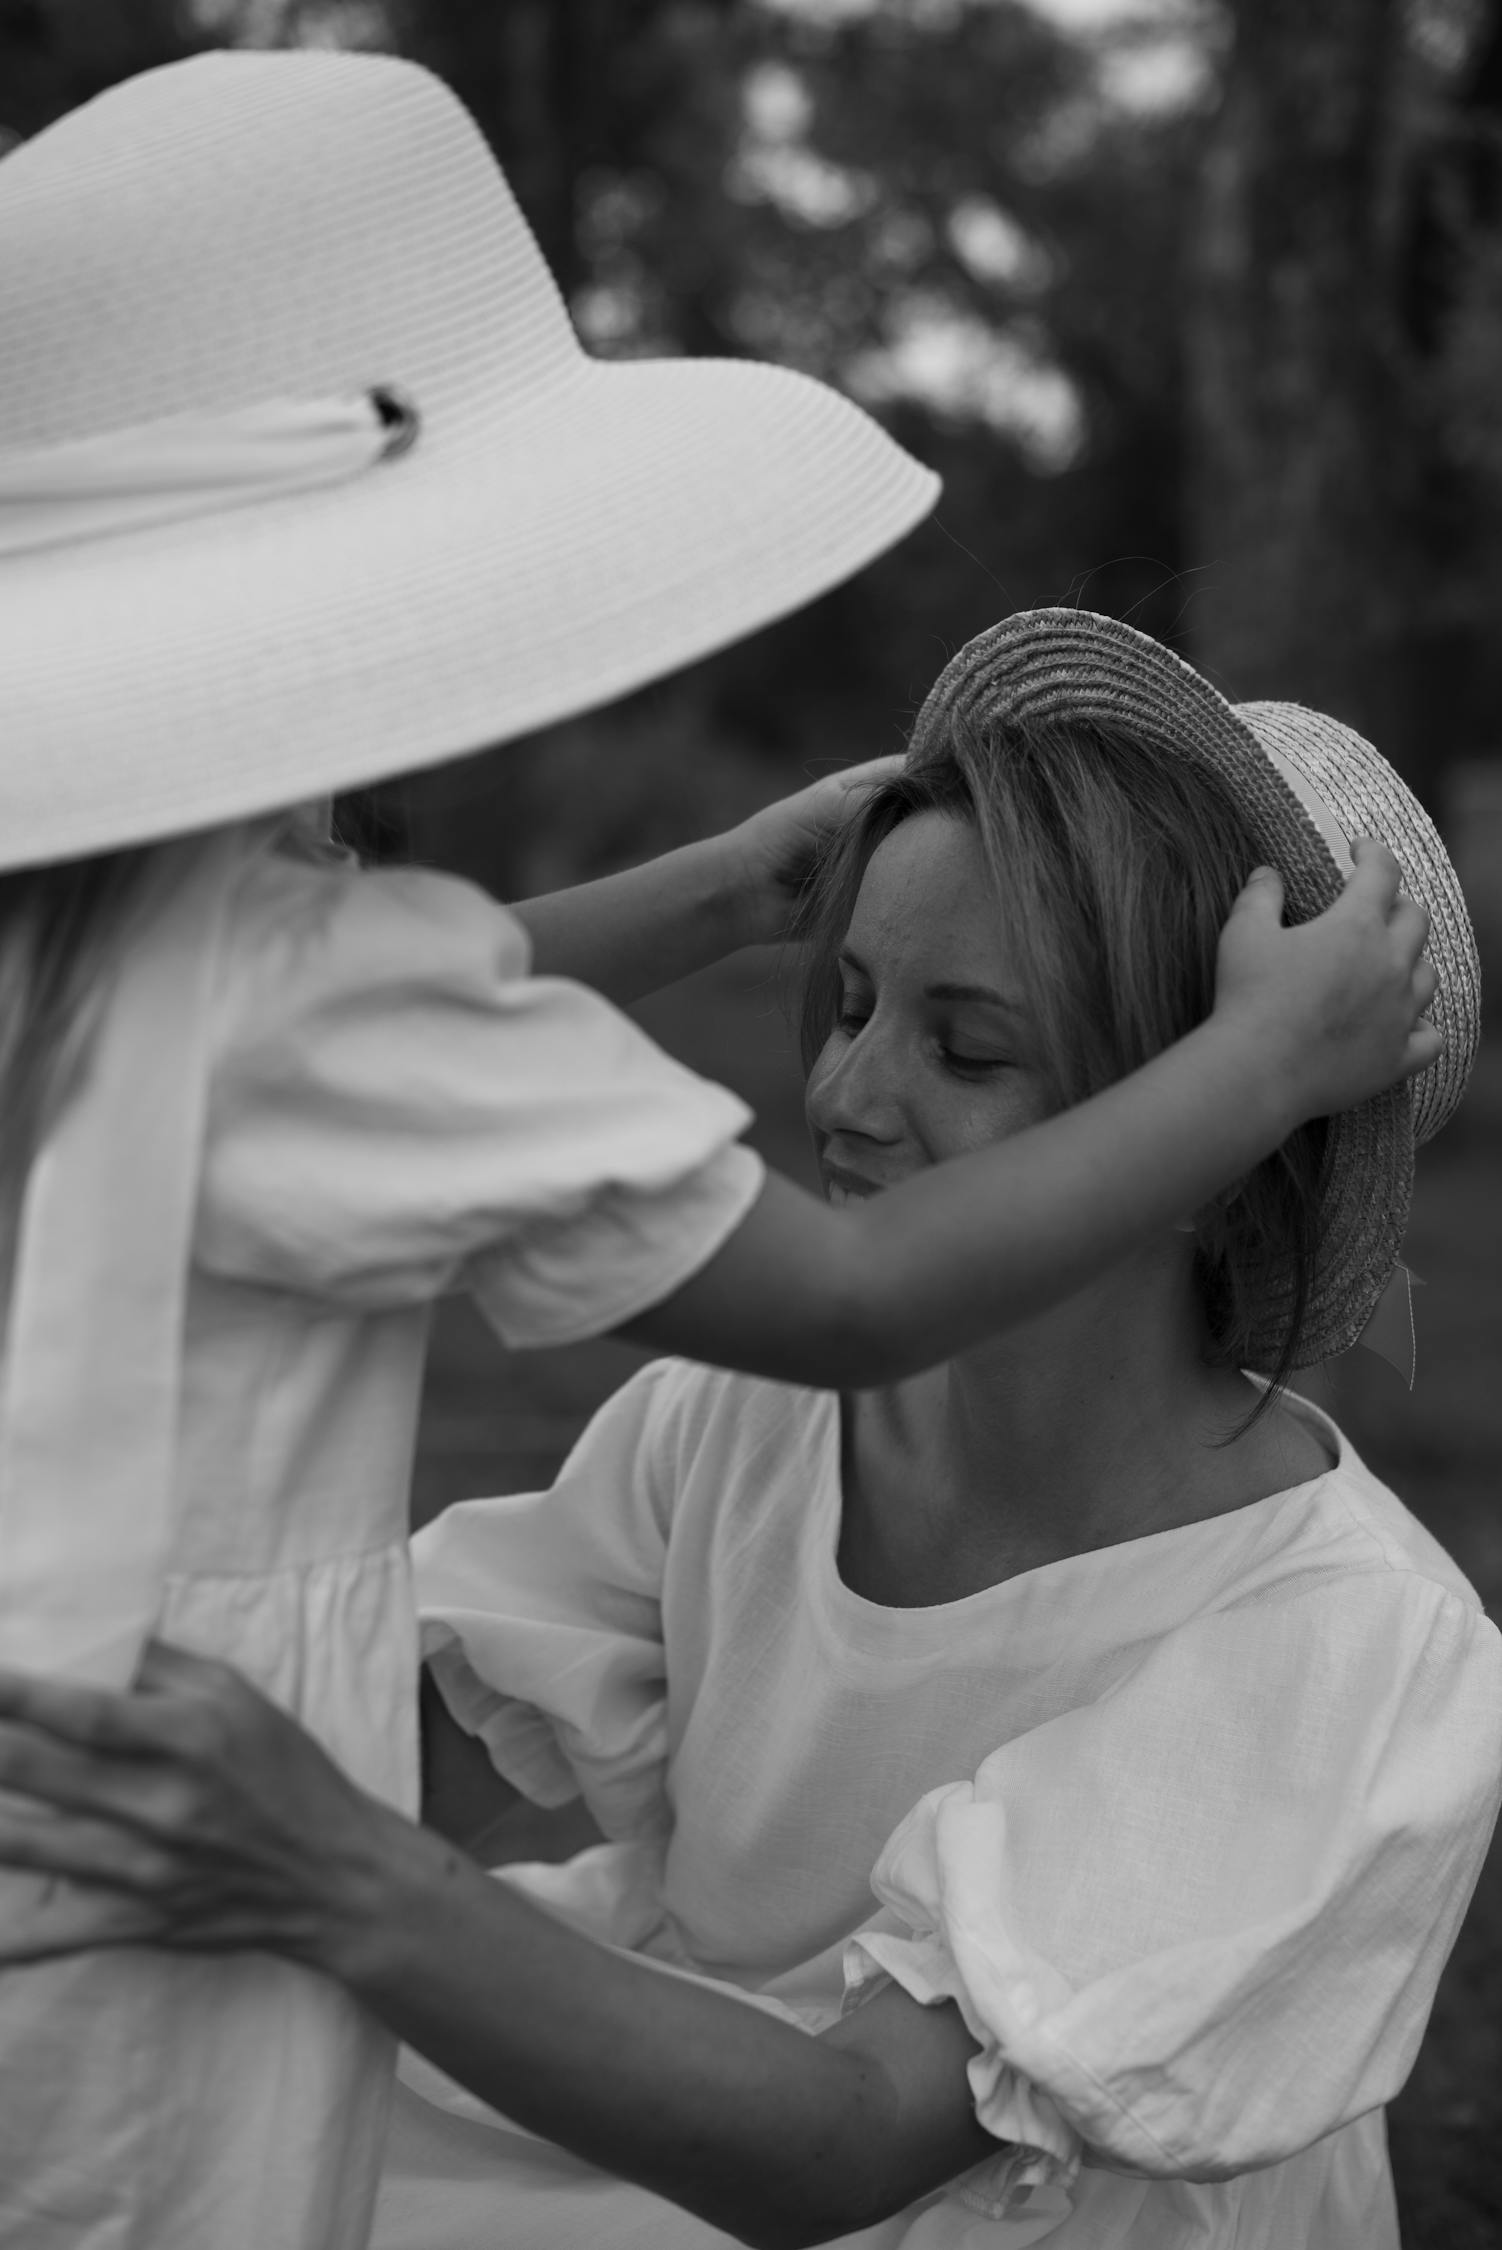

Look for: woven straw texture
[0,52,938,870]
[907,608,1481,1369]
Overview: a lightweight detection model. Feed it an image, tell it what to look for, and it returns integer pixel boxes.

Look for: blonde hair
[798,716,1327,1397]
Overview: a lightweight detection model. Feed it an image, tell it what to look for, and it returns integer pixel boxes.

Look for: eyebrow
[925,981,1022,1012]
[837,951,1025,1016]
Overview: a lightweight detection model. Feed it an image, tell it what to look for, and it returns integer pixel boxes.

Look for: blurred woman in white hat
[0,48,1441,2250]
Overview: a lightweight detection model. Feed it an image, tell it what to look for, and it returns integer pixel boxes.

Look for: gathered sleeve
[195,853,763,1343]
[846,1573,1502,2189]
[413,1358,687,1843]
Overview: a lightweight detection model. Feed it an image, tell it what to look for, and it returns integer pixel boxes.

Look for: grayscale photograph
[0,3,1499,2246]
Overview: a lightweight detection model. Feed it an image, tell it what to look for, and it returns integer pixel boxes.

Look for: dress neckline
[806,1385,1346,1654]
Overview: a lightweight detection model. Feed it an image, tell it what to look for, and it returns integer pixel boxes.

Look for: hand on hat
[727,756,905,949]
[1214,839,1441,1125]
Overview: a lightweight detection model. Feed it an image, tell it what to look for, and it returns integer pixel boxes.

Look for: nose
[805,1011,906,1149]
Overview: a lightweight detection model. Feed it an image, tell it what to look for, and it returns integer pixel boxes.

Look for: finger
[137,1644,277,1775]
[0,1808,176,1893]
[136,1640,236,1696]
[831,754,904,794]
[0,1881,165,1965]
[0,1719,102,1815]
[1386,896,1431,964]
[0,1719,194,1837]
[1343,837,1403,909]
[1401,1021,1444,1078]
[1226,865,1284,925]
[0,1670,165,1757]
[1413,957,1439,1014]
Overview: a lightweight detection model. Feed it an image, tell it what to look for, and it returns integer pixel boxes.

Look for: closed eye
[939,1046,1011,1079]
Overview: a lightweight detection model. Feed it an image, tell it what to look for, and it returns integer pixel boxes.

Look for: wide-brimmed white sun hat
[908,608,1481,1369]
[0,50,938,874]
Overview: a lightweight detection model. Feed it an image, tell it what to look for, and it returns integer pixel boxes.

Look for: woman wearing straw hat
[0,610,1493,2250]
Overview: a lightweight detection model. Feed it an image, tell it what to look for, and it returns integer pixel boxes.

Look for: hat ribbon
[1355,1261,1421,1388]
[0,388,417,558]
[0,826,250,1685]
[1255,739,1354,878]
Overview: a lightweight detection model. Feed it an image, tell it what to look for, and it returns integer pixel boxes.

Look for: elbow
[720,2135,915,2250]
[734,2200,895,2250]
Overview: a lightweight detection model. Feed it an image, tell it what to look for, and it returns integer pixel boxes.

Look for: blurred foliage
[5,0,1502,880]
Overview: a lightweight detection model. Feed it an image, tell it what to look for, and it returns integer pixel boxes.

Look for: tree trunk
[1185,0,1416,748]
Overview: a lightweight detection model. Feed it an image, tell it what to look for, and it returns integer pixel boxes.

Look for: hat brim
[2,352,937,870]
[907,607,1439,1370]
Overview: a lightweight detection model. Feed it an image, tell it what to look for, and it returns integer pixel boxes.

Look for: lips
[820,1161,887,1202]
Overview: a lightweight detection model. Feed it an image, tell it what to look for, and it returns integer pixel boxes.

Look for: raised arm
[510,759,900,1003]
[622,845,1440,1386]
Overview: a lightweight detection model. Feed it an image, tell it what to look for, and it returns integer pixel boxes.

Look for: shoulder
[218,842,530,1032]
[605,1360,835,1523]
[540,1360,836,1558]
[1182,1446,1502,1765]
[1217,1392,1488,1619]
[1261,1404,1488,1614]
[629,1358,836,1465]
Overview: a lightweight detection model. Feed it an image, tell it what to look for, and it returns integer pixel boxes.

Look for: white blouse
[386,1358,1502,2250]
[0,838,762,2250]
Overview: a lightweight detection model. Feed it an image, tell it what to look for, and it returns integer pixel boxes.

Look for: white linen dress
[0,837,763,2250]
[377,1358,1502,2250]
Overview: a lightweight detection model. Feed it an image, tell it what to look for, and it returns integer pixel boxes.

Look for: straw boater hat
[907,609,1481,1372]
[0,49,938,872]
[0,52,938,1696]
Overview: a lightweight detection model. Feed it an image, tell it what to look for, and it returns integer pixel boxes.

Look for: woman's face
[806,810,1051,1203]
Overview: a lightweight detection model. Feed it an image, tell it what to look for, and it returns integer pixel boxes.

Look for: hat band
[1256,739,1353,874]
[0,388,417,559]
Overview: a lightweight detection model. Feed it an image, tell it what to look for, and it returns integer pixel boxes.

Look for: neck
[847,1244,1331,1591]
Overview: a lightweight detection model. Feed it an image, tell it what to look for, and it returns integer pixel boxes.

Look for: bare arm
[345,1816,992,2248]
[509,836,749,1006]
[510,761,900,1004]
[0,1647,994,2250]
[622,852,1441,1387]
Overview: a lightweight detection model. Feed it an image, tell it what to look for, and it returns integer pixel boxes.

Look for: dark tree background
[9,0,1502,889]
[4,5,1502,2241]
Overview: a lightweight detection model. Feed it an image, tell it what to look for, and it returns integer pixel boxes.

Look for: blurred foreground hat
[0,51,937,873]
[908,607,1481,1369]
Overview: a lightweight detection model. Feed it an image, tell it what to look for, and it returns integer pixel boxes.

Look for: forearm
[846,1011,1295,1371]
[627,1015,1294,1386]
[511,836,757,1005]
[331,1814,902,2249]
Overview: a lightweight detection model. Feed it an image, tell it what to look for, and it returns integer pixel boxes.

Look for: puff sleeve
[196,851,763,1343]
[845,1573,1502,2187]
[413,1358,686,1844]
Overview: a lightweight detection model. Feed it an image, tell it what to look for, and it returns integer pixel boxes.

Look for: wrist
[310,1801,449,1996]
[1194,1007,1306,1146]
[701,823,776,952]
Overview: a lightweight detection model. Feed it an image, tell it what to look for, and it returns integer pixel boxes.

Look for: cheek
[933,1075,1048,1160]
[803,1034,845,1134]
